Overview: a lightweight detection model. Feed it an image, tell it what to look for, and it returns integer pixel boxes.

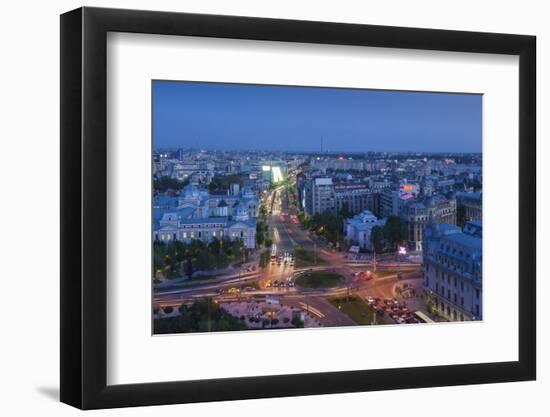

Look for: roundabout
[294,270,345,289]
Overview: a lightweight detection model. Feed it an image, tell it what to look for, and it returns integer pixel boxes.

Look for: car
[366,296,375,304]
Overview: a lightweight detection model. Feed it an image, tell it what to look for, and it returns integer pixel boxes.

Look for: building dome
[180,183,201,199]
[233,202,249,221]
[425,196,436,208]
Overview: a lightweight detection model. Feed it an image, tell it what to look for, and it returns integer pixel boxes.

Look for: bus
[414,311,435,324]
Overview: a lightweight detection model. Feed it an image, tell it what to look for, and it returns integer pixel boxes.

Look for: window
[212,231,216,237]
[461,297,464,307]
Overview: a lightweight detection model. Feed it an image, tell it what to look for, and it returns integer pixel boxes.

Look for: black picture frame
[60,6,536,410]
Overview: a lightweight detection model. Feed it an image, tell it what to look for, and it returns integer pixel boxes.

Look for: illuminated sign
[262,166,271,171]
[403,185,413,191]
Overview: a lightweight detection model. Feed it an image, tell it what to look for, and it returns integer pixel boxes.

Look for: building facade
[423,220,482,321]
[400,193,457,251]
[343,210,386,251]
[457,191,482,223]
[304,177,336,216]
[153,183,257,249]
[334,183,373,216]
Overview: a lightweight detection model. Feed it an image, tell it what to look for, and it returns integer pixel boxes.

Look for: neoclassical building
[343,210,386,251]
[423,220,482,321]
[400,193,457,251]
[153,183,257,249]
[456,191,482,223]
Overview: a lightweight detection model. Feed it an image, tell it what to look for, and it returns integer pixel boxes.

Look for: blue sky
[153,80,482,153]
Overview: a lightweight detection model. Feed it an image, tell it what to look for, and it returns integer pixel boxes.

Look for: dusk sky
[153,80,482,153]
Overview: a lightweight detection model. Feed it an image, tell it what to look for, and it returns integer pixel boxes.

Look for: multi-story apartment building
[333,183,373,215]
[303,177,336,216]
[423,220,482,321]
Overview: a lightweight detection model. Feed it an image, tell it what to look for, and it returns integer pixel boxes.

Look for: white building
[153,184,257,249]
[344,210,386,251]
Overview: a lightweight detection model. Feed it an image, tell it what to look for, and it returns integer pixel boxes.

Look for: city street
[154,179,425,328]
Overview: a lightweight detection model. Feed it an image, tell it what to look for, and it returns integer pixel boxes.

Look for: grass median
[328,295,383,325]
[294,245,327,268]
[295,271,344,288]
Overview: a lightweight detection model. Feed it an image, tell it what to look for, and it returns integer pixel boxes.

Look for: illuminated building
[344,210,386,251]
[423,220,482,321]
[153,183,257,249]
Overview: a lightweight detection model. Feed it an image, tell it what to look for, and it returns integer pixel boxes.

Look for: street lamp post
[314,242,317,265]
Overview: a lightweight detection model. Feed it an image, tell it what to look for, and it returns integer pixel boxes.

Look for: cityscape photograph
[152,80,483,334]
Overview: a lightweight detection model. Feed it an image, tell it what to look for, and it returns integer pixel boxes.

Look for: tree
[370,225,385,254]
[264,238,273,249]
[259,250,270,268]
[153,176,188,193]
[208,237,221,255]
[384,215,408,250]
[291,316,304,328]
[256,223,265,246]
[339,201,351,218]
[186,258,193,277]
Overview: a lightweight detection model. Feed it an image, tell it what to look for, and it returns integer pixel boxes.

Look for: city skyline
[153,81,482,153]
